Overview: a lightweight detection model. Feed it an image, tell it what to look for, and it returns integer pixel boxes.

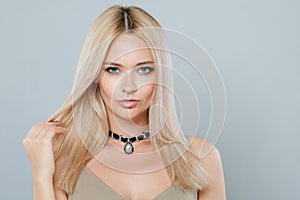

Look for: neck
[107,112,149,137]
[105,111,152,150]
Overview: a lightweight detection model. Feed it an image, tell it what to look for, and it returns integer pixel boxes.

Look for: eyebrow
[103,61,154,67]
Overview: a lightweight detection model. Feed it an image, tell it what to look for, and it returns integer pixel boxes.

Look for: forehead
[104,33,153,63]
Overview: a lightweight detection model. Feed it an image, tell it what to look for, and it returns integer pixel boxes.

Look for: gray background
[1,0,299,199]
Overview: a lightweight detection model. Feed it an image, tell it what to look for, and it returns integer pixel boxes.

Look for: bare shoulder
[54,187,68,200]
[187,135,220,159]
[187,135,226,200]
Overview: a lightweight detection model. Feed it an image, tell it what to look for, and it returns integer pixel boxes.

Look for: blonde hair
[48,5,208,194]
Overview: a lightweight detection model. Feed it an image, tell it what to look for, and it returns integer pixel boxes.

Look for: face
[99,33,156,124]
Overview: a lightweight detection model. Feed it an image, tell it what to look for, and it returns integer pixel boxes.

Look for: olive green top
[68,167,198,200]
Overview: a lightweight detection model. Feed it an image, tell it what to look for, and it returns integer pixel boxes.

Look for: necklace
[108,130,150,154]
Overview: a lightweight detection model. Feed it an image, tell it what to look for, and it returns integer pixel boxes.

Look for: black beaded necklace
[108,130,150,154]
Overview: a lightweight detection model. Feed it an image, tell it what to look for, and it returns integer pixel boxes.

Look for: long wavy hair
[48,5,208,194]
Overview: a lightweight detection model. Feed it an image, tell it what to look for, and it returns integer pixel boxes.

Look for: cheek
[99,78,115,102]
[141,83,156,100]
[136,75,156,91]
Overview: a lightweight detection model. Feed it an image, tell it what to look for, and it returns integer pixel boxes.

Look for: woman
[23,5,226,200]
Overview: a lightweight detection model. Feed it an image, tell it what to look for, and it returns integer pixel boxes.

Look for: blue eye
[105,67,120,74]
[138,67,154,74]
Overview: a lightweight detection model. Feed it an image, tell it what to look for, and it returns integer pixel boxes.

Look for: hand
[23,120,67,180]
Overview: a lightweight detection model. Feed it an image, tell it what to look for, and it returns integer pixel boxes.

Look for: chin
[114,107,149,121]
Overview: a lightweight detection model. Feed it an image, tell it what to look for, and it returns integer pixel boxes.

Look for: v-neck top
[68,166,198,200]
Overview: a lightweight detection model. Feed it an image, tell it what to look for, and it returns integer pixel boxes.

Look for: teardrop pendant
[124,142,134,154]
[108,130,150,155]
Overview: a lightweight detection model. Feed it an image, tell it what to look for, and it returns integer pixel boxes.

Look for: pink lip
[118,99,140,108]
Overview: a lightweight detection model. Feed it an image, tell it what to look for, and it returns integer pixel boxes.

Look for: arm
[23,120,68,200]
[33,177,68,200]
[188,136,226,200]
[33,176,56,200]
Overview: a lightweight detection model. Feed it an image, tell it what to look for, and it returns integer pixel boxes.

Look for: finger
[36,122,64,138]
[26,124,48,139]
[42,126,67,139]
[48,121,66,128]
[43,128,66,141]
[25,121,65,140]
[33,125,59,139]
[43,120,62,125]
[36,126,52,139]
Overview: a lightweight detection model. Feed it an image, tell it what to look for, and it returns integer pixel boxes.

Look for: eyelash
[105,67,120,74]
[104,67,154,74]
[138,67,154,74]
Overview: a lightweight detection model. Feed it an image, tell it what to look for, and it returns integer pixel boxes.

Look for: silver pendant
[124,142,134,154]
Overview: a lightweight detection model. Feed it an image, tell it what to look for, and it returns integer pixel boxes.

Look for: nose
[121,71,137,94]
[122,86,137,94]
